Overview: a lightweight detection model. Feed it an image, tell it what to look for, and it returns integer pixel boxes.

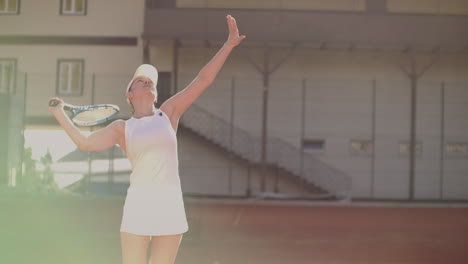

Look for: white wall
[0,44,142,117]
[166,44,468,199]
[0,0,145,36]
[0,0,146,118]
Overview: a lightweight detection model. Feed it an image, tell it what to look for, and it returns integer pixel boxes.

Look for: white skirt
[120,184,189,236]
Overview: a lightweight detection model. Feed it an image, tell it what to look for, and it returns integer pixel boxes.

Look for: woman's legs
[149,234,183,264]
[120,232,151,264]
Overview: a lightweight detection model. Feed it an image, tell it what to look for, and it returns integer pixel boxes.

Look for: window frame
[60,0,87,16]
[349,139,373,156]
[0,0,20,15]
[56,59,84,96]
[445,142,468,158]
[398,141,423,157]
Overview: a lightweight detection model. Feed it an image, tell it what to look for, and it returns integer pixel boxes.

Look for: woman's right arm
[48,98,124,152]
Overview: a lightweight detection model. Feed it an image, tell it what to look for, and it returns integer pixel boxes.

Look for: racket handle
[49,99,73,111]
[49,99,60,107]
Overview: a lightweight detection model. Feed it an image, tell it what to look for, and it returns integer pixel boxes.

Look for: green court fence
[0,72,26,186]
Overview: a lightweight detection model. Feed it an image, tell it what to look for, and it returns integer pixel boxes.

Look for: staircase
[180,104,351,200]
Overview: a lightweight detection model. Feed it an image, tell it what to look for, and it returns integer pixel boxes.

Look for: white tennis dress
[120,109,189,236]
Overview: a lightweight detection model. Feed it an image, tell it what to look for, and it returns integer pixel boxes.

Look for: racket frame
[59,102,120,126]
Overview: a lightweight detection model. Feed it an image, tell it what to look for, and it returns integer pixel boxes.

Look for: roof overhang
[144,8,468,53]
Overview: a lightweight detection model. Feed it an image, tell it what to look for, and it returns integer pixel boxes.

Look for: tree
[22,147,58,192]
[40,149,55,187]
[22,146,38,187]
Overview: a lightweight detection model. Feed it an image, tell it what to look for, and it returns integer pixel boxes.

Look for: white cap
[126,64,158,103]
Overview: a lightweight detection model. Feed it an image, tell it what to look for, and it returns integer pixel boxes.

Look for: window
[350,140,373,156]
[61,0,86,15]
[0,59,16,94]
[446,142,468,157]
[0,0,19,14]
[57,59,84,96]
[398,141,422,157]
[303,139,325,153]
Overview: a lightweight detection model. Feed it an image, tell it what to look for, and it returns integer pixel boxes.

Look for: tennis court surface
[180,199,468,264]
[1,194,467,264]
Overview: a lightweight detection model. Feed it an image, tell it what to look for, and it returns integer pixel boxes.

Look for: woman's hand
[225,15,246,48]
[48,97,65,115]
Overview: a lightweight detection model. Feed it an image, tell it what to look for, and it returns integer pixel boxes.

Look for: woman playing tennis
[48,15,245,264]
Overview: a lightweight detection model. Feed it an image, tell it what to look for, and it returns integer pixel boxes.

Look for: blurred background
[1,1,468,264]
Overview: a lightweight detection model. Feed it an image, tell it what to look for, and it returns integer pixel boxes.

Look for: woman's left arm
[161,15,245,119]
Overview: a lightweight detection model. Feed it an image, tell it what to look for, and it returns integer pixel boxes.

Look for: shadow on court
[1,193,467,264]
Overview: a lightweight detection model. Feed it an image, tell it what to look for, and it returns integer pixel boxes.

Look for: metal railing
[181,104,351,198]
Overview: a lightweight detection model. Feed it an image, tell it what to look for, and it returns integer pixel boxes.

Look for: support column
[240,43,299,193]
[172,40,180,94]
[143,39,150,64]
[396,51,439,200]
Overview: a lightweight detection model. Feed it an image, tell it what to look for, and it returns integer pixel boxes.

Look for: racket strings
[73,107,118,125]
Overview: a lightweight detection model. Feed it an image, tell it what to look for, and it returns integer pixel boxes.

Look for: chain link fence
[6,71,468,201]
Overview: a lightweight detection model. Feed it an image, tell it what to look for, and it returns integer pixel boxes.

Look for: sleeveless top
[125,109,181,187]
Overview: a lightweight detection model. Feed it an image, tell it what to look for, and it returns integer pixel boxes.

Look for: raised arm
[48,98,124,152]
[161,15,245,119]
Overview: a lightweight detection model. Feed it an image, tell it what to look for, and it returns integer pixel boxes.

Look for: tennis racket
[49,99,120,126]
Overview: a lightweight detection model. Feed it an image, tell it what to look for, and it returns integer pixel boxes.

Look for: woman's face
[127,76,157,104]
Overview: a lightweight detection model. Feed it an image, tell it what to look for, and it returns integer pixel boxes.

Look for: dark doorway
[155,72,171,108]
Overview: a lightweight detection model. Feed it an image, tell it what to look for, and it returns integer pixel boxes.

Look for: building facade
[2,0,468,200]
